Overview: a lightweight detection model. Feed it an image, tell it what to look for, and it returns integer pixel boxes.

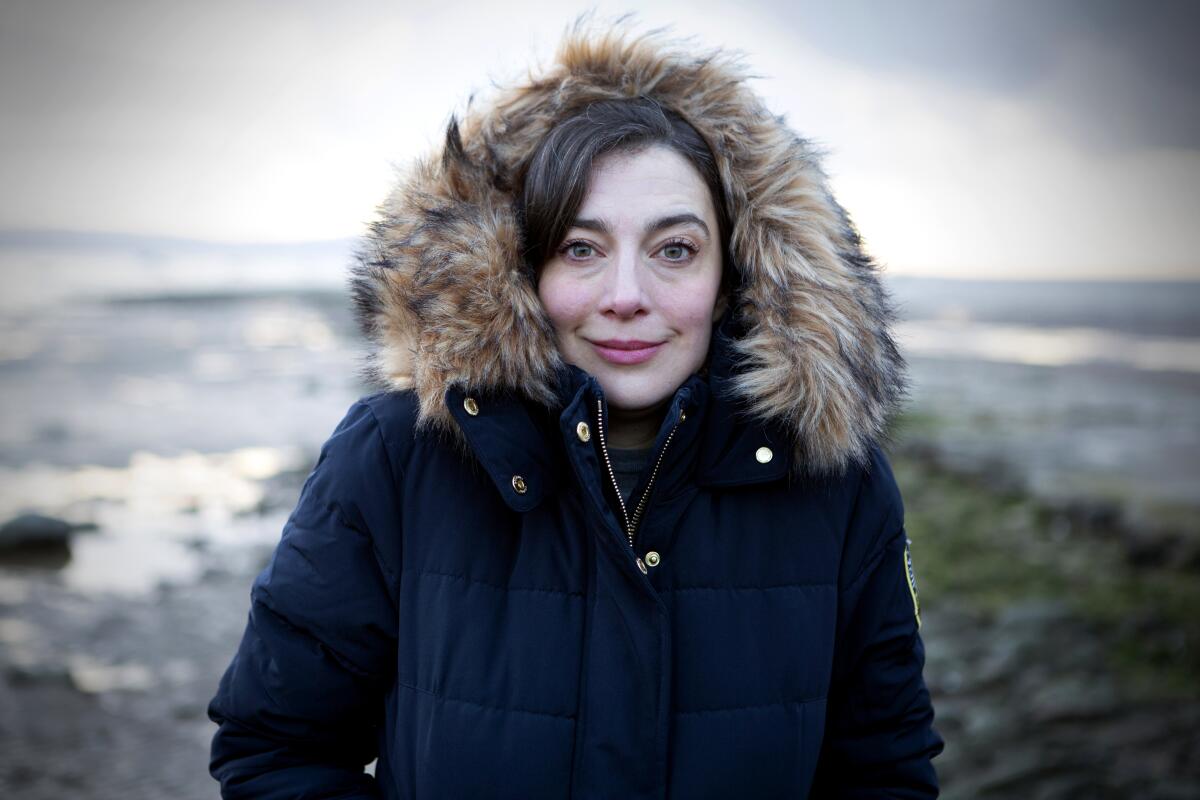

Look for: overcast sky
[1,0,1197,279]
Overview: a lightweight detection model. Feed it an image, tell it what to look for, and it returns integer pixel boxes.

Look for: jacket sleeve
[208,399,402,799]
[810,445,944,799]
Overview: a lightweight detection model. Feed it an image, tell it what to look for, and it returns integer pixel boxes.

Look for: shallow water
[2,254,1199,797]
[3,272,1198,592]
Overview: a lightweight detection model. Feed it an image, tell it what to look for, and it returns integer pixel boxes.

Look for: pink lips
[590,339,665,365]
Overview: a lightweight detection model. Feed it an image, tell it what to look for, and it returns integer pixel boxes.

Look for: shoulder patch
[903,537,921,629]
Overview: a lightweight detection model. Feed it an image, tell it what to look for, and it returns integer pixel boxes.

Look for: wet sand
[3,280,1198,796]
[2,440,1198,798]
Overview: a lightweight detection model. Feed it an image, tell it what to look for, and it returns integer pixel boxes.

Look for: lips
[589,338,665,366]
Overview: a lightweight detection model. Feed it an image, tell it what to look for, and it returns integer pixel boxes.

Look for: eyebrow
[571,213,711,240]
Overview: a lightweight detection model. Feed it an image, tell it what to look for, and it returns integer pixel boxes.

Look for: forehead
[579,146,715,221]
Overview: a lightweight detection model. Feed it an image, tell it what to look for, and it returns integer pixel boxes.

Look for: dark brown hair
[518,97,733,291]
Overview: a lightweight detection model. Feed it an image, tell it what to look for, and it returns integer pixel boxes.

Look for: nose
[602,249,648,319]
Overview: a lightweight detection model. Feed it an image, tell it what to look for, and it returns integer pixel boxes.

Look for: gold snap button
[755,446,773,464]
[644,551,661,568]
[635,557,648,575]
[463,397,480,416]
[679,410,687,423]
[511,475,527,494]
[576,421,591,442]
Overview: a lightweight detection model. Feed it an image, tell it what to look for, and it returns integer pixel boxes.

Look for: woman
[208,24,943,799]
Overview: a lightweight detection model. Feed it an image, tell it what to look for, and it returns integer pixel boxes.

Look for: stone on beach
[0,513,96,568]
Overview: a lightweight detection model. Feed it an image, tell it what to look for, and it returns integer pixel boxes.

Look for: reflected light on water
[67,654,156,693]
[62,532,206,596]
[0,618,34,645]
[897,319,1200,373]
[190,350,239,381]
[0,446,308,594]
[0,447,299,519]
[243,308,336,351]
[0,327,41,362]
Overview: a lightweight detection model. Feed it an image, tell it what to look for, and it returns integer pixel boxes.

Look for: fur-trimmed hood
[350,20,908,476]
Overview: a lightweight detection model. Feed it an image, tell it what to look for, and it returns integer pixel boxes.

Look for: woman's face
[537,145,724,415]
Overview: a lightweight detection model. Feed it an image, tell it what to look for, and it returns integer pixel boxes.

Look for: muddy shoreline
[1,434,1197,798]
[890,435,1200,798]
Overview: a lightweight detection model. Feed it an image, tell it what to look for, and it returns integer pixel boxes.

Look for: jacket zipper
[594,396,682,553]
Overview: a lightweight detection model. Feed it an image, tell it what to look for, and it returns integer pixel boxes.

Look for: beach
[2,267,1197,798]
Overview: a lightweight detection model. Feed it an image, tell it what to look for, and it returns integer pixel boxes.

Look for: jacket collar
[695,312,794,488]
[445,314,791,513]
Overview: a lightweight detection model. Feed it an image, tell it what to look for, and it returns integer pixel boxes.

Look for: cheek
[656,273,722,335]
[537,270,593,330]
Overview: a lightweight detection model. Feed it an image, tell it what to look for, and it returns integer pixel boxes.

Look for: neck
[607,401,668,450]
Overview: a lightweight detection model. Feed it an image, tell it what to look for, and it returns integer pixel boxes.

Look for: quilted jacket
[208,22,943,799]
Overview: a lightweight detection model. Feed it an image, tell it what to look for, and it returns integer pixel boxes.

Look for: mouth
[588,338,666,366]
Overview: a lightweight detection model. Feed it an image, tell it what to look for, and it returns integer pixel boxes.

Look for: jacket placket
[556,383,679,799]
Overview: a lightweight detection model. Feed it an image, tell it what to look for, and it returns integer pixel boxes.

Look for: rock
[1145,785,1200,800]
[963,745,1068,794]
[994,599,1075,636]
[1122,529,1182,568]
[1,514,68,545]
[1177,538,1200,572]
[1030,676,1122,724]
[5,662,75,689]
[0,513,96,545]
[0,513,96,568]
[1030,774,1105,800]
[0,521,67,567]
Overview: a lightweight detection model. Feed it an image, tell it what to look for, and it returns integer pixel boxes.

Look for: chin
[599,378,678,413]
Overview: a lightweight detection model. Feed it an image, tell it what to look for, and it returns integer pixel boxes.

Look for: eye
[559,240,597,261]
[658,238,698,263]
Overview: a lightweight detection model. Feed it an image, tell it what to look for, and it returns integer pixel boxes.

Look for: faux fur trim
[350,17,908,476]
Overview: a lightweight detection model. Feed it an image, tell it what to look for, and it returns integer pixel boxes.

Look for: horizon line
[1,227,1196,284]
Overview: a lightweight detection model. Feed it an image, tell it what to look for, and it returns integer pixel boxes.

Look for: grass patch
[892,451,1200,701]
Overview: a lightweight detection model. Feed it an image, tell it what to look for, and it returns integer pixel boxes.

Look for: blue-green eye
[660,239,698,262]
[560,241,595,260]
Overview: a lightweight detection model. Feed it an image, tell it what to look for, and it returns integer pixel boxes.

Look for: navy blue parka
[208,25,943,799]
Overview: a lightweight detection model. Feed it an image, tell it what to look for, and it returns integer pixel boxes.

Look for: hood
[350,21,908,477]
